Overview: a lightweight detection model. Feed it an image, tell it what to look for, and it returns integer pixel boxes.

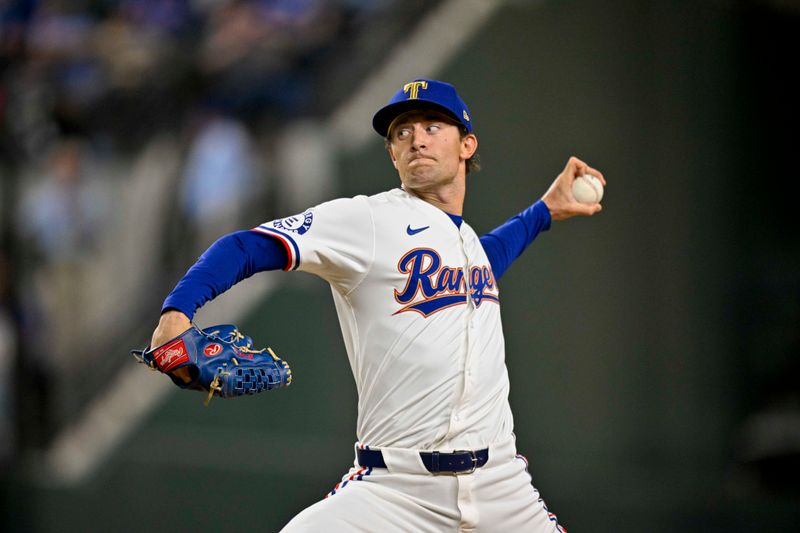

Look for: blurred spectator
[18,138,108,263]
[16,137,110,366]
[179,108,263,253]
[93,2,189,91]
[25,1,94,62]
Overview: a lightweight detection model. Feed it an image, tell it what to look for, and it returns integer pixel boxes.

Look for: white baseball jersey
[255,187,513,451]
[264,188,568,532]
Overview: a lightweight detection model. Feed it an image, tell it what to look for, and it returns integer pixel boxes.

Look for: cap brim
[372,100,463,137]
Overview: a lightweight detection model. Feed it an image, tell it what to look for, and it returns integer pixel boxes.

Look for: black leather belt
[357,447,489,474]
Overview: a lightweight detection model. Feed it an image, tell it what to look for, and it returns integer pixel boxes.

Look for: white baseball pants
[280,437,567,532]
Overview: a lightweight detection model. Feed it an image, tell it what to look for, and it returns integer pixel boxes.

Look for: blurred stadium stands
[0,0,443,447]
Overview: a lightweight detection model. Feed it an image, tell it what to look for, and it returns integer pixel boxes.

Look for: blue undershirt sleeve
[479,199,552,281]
[161,230,288,320]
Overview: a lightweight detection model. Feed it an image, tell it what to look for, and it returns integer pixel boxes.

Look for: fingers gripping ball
[572,174,604,204]
[131,324,292,406]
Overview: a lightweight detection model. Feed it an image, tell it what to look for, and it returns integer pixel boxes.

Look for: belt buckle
[452,449,477,475]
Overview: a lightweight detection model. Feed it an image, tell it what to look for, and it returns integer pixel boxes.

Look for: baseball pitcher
[140,79,605,532]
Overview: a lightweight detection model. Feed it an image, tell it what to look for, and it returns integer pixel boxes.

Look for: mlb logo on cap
[372,79,473,137]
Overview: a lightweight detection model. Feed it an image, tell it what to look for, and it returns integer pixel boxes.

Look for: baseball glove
[131,324,292,406]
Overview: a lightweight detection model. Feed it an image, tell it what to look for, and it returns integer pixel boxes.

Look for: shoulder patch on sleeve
[273,210,314,235]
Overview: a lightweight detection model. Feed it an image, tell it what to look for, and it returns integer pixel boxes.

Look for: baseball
[572,174,604,204]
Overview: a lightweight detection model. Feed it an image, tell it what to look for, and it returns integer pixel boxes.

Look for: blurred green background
[3,0,799,531]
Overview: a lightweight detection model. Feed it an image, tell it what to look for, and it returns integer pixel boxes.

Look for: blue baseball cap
[372,79,473,137]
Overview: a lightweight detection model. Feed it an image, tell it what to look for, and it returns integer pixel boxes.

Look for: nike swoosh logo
[406,225,430,236]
